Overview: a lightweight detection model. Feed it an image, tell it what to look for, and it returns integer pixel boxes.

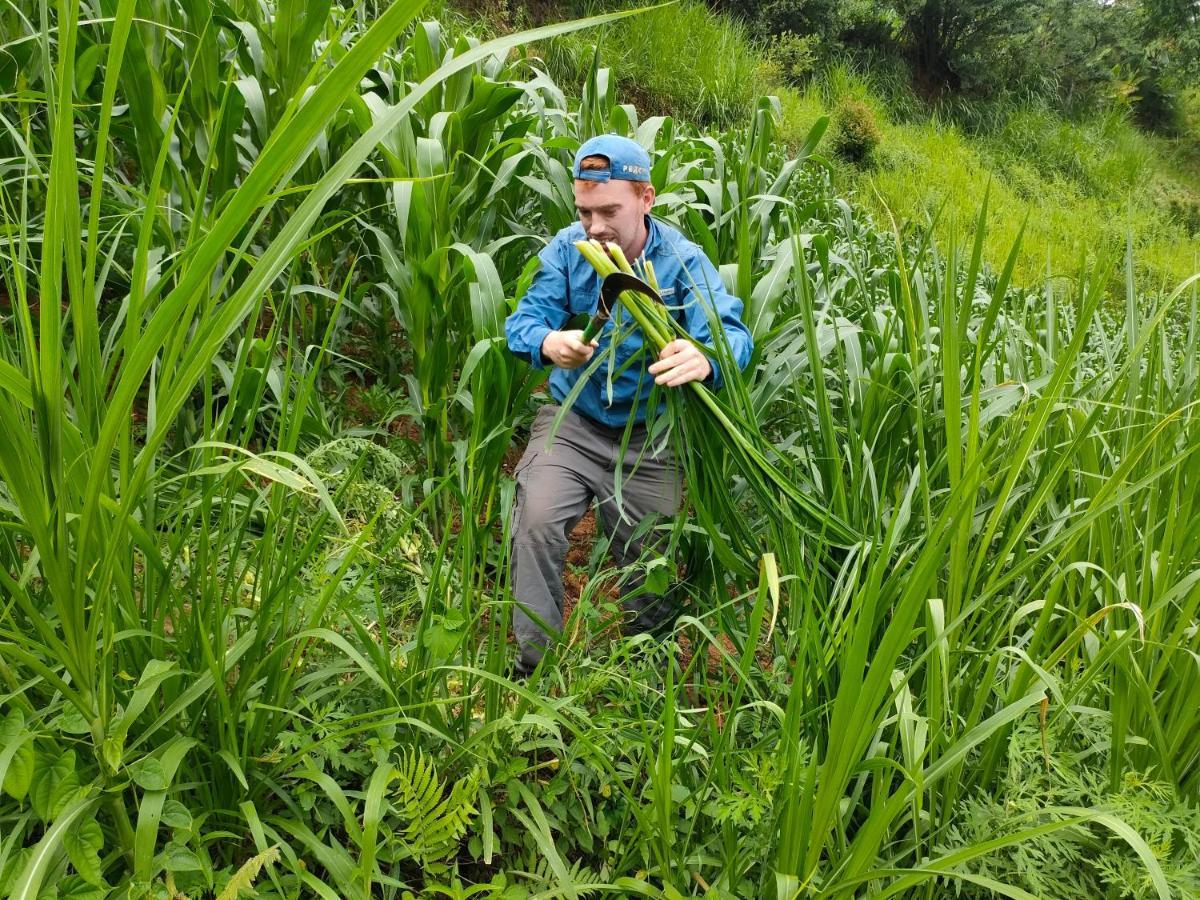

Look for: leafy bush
[714,0,899,59]
[831,95,882,164]
[766,30,822,85]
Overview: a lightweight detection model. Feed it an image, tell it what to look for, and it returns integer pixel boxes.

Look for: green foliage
[788,63,1200,288]
[981,103,1152,195]
[214,846,281,900]
[943,720,1200,898]
[392,749,481,867]
[831,95,882,165]
[534,0,770,126]
[1159,178,1200,237]
[713,0,898,64]
[308,438,411,520]
[894,0,1043,92]
[2,0,1199,897]
[718,0,1197,132]
[765,30,822,85]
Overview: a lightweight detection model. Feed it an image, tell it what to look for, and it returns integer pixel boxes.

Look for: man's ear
[642,184,656,212]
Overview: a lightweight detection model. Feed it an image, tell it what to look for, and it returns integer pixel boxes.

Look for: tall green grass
[1,1,1198,897]
[531,0,771,127]
[0,1,650,894]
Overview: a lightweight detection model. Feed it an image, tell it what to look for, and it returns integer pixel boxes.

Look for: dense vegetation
[718,0,1199,120]
[1,0,1199,898]
[501,0,1200,288]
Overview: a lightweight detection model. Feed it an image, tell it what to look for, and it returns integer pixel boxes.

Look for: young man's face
[573,177,656,261]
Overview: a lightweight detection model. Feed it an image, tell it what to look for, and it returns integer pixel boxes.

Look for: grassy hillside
[782,69,1200,291]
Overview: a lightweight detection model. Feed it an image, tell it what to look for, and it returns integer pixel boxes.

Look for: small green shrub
[767,30,821,85]
[831,96,882,165]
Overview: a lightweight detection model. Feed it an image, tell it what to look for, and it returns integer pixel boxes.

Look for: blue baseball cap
[573,134,652,183]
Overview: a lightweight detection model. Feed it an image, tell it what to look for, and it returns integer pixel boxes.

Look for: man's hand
[542,329,598,369]
[649,339,712,387]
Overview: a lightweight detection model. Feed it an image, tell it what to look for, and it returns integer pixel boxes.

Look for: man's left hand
[649,339,711,387]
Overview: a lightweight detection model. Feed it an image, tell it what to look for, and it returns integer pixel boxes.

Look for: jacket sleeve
[677,249,753,389]
[505,234,571,370]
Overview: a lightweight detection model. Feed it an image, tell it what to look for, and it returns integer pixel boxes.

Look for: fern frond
[216,845,281,900]
[392,749,480,865]
[524,857,606,890]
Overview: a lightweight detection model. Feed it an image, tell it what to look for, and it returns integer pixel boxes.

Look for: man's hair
[578,154,649,197]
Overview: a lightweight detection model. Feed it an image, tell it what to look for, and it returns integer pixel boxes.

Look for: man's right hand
[541,329,598,369]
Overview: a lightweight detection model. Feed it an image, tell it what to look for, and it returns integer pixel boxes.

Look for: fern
[938,716,1200,898]
[215,845,281,900]
[392,748,480,866]
[521,857,608,894]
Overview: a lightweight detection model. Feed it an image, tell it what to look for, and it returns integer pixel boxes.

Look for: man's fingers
[664,368,700,387]
[649,342,691,374]
[657,339,688,359]
[664,364,704,386]
[544,330,597,368]
[559,341,594,367]
[654,358,701,386]
[652,345,711,386]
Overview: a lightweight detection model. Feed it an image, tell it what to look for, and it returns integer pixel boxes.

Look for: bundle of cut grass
[574,238,860,549]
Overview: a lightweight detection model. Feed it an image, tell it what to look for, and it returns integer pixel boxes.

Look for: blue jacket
[504,217,753,426]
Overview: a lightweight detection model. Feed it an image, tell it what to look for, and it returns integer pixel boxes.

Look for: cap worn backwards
[573,134,652,183]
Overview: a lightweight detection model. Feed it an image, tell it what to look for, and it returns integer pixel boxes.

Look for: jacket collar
[639,214,663,261]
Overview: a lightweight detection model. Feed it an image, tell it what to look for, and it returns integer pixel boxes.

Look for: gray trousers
[510,404,683,670]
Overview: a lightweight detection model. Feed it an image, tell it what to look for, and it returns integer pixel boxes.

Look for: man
[504,134,753,674]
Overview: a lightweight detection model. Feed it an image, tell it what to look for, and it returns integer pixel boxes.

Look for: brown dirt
[338,383,424,442]
[500,442,524,477]
[677,627,775,677]
[388,414,422,442]
[565,508,596,568]
[677,630,735,676]
[252,301,275,339]
[561,509,623,647]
